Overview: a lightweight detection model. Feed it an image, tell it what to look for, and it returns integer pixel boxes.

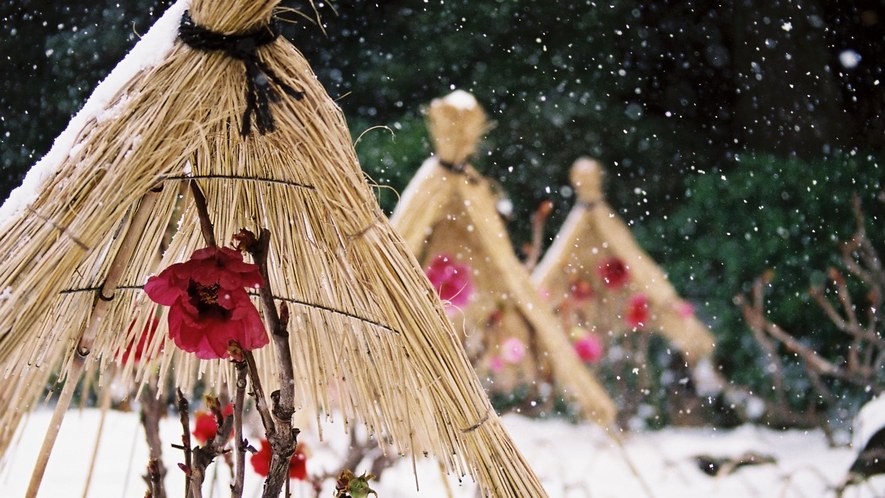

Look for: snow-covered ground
[1,407,881,498]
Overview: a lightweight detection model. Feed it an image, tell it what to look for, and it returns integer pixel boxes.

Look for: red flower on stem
[143,247,268,360]
[192,403,234,445]
[625,293,650,328]
[425,253,474,312]
[250,439,308,480]
[597,257,630,290]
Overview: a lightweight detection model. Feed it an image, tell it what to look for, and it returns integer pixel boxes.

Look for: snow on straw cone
[0,2,549,496]
[391,91,616,426]
[532,157,721,393]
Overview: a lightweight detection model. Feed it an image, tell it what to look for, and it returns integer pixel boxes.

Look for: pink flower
[250,439,308,480]
[489,356,504,373]
[192,403,234,445]
[597,257,630,290]
[501,337,527,364]
[676,301,695,319]
[120,317,162,365]
[625,293,650,328]
[143,246,268,360]
[425,254,474,311]
[574,335,603,363]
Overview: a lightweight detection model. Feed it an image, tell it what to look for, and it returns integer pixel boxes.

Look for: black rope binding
[178,10,304,136]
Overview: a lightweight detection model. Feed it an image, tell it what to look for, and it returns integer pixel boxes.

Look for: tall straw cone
[532,157,718,378]
[391,91,617,426]
[0,2,549,495]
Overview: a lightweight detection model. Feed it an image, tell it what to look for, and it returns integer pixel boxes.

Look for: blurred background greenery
[1,0,883,424]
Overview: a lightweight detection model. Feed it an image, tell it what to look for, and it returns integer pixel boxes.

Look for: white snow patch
[855,394,885,451]
[1,409,877,497]
[0,287,10,301]
[0,0,189,233]
[443,89,478,110]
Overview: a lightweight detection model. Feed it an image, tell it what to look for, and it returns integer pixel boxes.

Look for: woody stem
[245,228,299,498]
[231,361,248,498]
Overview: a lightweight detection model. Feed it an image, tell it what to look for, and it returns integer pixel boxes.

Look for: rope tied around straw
[178,10,303,136]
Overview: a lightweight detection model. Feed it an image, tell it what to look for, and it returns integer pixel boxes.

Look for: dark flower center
[187,281,229,318]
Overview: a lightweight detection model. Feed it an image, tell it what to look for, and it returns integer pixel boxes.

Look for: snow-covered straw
[0,1,550,496]
[0,0,188,233]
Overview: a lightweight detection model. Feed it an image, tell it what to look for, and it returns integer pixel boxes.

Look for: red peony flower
[425,253,474,312]
[625,293,650,328]
[192,403,234,445]
[574,334,603,363]
[597,257,630,290]
[143,247,268,360]
[250,439,308,480]
[120,317,162,365]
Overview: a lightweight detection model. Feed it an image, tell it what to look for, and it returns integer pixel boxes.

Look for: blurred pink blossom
[676,301,695,319]
[574,335,603,363]
[489,356,504,373]
[501,337,527,364]
[597,257,630,290]
[626,293,650,328]
[425,253,474,312]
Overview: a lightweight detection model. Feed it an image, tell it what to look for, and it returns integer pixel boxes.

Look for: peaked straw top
[392,91,617,426]
[0,2,549,496]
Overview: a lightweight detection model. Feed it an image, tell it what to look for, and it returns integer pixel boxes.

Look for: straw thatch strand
[0,1,548,496]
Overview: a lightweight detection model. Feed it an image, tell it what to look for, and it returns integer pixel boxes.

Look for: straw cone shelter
[390,91,616,426]
[532,158,720,391]
[0,2,549,496]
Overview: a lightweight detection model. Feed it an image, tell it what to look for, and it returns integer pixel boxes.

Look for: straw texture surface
[0,2,548,495]
[391,92,616,426]
[532,158,717,362]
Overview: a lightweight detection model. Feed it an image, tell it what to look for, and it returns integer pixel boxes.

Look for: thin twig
[142,379,168,498]
[176,389,194,497]
[189,180,216,247]
[524,200,553,271]
[187,396,234,498]
[231,361,248,498]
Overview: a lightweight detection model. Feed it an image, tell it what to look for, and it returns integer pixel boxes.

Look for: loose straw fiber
[391,92,617,426]
[532,158,717,362]
[0,1,548,495]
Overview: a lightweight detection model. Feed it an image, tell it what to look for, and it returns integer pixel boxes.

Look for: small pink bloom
[501,337,527,364]
[489,356,504,373]
[144,246,268,360]
[574,335,604,363]
[625,293,650,328]
[676,301,695,319]
[597,257,630,290]
[425,254,474,311]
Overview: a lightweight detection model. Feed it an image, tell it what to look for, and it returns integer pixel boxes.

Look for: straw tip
[569,157,604,200]
[440,90,479,110]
